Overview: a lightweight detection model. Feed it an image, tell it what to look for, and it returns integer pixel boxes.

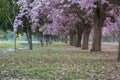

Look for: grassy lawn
[0,42,120,80]
[0,41,41,50]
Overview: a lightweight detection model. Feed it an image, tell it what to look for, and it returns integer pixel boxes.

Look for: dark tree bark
[22,15,33,50]
[40,39,44,47]
[49,35,53,44]
[82,31,89,49]
[69,29,76,46]
[62,35,68,44]
[91,24,102,51]
[75,24,84,47]
[64,35,68,43]
[107,0,120,6]
[39,32,44,47]
[14,32,17,51]
[118,32,120,62]
[40,37,44,47]
[69,23,84,47]
[70,34,74,46]
[91,1,107,51]
[28,34,32,50]
[73,34,77,46]
[82,25,91,50]
[45,35,50,46]
[68,3,85,47]
[26,28,33,50]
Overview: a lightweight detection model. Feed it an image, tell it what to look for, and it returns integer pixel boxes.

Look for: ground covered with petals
[0,43,120,80]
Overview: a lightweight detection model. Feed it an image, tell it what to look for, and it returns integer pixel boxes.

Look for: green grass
[0,41,41,50]
[0,43,14,50]
[0,42,120,80]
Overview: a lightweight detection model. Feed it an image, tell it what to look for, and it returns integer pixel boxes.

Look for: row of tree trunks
[69,23,84,47]
[44,35,53,46]
[61,35,68,43]
[69,27,90,49]
[69,21,91,49]
[69,30,82,47]
[25,31,55,50]
[37,33,59,47]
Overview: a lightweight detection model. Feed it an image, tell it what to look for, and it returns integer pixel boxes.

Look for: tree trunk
[45,35,49,46]
[62,35,68,43]
[39,32,44,47]
[28,34,32,50]
[49,35,52,44]
[75,26,83,47]
[73,34,76,46]
[70,34,73,46]
[112,33,116,42]
[26,29,33,50]
[69,29,76,46]
[117,32,120,62]
[14,32,17,51]
[91,25,102,51]
[40,35,43,47]
[91,1,106,52]
[82,27,91,50]
[70,33,76,46]
[64,35,68,44]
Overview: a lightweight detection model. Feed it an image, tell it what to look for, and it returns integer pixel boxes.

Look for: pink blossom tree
[13,0,120,62]
[14,0,33,50]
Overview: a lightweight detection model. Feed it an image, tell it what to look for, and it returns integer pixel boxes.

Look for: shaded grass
[0,42,120,80]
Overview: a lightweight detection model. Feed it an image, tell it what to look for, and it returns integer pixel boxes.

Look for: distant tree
[0,0,19,31]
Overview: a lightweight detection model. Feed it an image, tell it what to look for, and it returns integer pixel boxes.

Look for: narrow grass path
[0,42,120,80]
